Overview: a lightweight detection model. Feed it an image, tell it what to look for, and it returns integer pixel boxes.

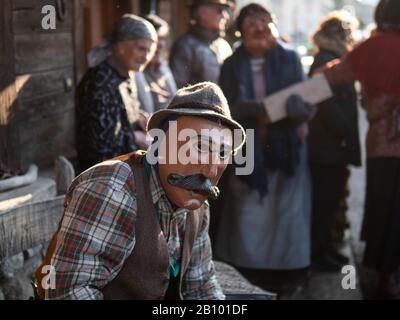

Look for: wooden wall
[16,0,78,170]
[0,0,190,172]
[82,0,190,65]
[0,0,85,171]
[0,0,19,172]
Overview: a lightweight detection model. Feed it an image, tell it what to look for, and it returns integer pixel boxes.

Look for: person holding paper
[214,3,316,293]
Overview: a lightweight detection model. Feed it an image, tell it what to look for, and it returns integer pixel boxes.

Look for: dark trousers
[310,163,348,260]
[362,158,400,273]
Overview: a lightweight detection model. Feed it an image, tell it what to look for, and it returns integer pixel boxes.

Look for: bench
[0,194,275,300]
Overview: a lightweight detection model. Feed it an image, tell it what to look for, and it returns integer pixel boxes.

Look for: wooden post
[73,0,86,83]
[173,0,190,38]
[0,0,21,171]
[130,0,140,13]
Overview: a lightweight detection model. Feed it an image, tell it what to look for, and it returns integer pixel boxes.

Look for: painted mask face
[157,116,233,210]
[242,13,279,57]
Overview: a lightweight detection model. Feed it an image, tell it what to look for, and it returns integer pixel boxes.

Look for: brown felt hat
[147,82,246,151]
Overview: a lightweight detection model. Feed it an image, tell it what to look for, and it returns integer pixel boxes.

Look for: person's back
[309,48,360,166]
[326,31,400,158]
[322,0,400,298]
[307,11,362,273]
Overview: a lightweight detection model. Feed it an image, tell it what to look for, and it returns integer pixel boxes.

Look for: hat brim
[147,108,246,151]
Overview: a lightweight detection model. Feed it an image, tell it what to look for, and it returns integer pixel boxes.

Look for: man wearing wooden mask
[35,82,246,300]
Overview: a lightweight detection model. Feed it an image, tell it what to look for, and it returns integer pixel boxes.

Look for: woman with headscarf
[76,14,157,172]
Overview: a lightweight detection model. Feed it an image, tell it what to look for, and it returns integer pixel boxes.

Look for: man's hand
[286,94,317,123]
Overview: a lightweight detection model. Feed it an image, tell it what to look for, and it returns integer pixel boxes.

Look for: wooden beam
[129,0,140,13]
[0,0,21,171]
[0,196,65,259]
[14,32,74,74]
[172,0,190,38]
[73,0,86,84]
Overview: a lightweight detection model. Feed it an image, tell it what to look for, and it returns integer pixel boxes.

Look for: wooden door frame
[73,0,86,84]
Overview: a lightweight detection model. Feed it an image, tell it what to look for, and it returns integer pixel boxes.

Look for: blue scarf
[228,43,305,199]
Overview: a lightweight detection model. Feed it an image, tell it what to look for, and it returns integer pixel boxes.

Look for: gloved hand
[286,94,317,123]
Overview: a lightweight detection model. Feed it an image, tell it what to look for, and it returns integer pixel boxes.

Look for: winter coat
[170,26,232,88]
[309,49,361,166]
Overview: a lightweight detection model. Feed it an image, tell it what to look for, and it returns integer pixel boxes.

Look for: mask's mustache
[167,174,220,201]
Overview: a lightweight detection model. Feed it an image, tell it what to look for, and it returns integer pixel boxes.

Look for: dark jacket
[308,49,361,166]
[170,26,232,88]
[75,61,140,172]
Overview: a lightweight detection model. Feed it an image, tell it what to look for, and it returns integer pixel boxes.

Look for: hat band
[168,102,228,116]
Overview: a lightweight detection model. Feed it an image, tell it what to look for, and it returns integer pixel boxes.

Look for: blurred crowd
[74,0,400,299]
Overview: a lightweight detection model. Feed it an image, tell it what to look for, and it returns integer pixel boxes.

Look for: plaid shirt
[45,159,225,300]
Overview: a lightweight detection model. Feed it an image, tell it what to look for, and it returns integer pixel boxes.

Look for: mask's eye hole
[219,146,233,160]
[194,137,210,154]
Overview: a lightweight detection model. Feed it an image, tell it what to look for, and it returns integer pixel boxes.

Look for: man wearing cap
[76,14,157,172]
[35,82,245,300]
[170,0,233,88]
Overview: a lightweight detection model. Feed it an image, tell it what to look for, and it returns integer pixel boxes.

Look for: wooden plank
[0,0,21,171]
[13,0,35,10]
[0,178,56,212]
[18,92,76,168]
[13,0,73,35]
[14,32,73,74]
[16,67,74,101]
[20,121,75,167]
[0,196,65,258]
[18,91,74,121]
